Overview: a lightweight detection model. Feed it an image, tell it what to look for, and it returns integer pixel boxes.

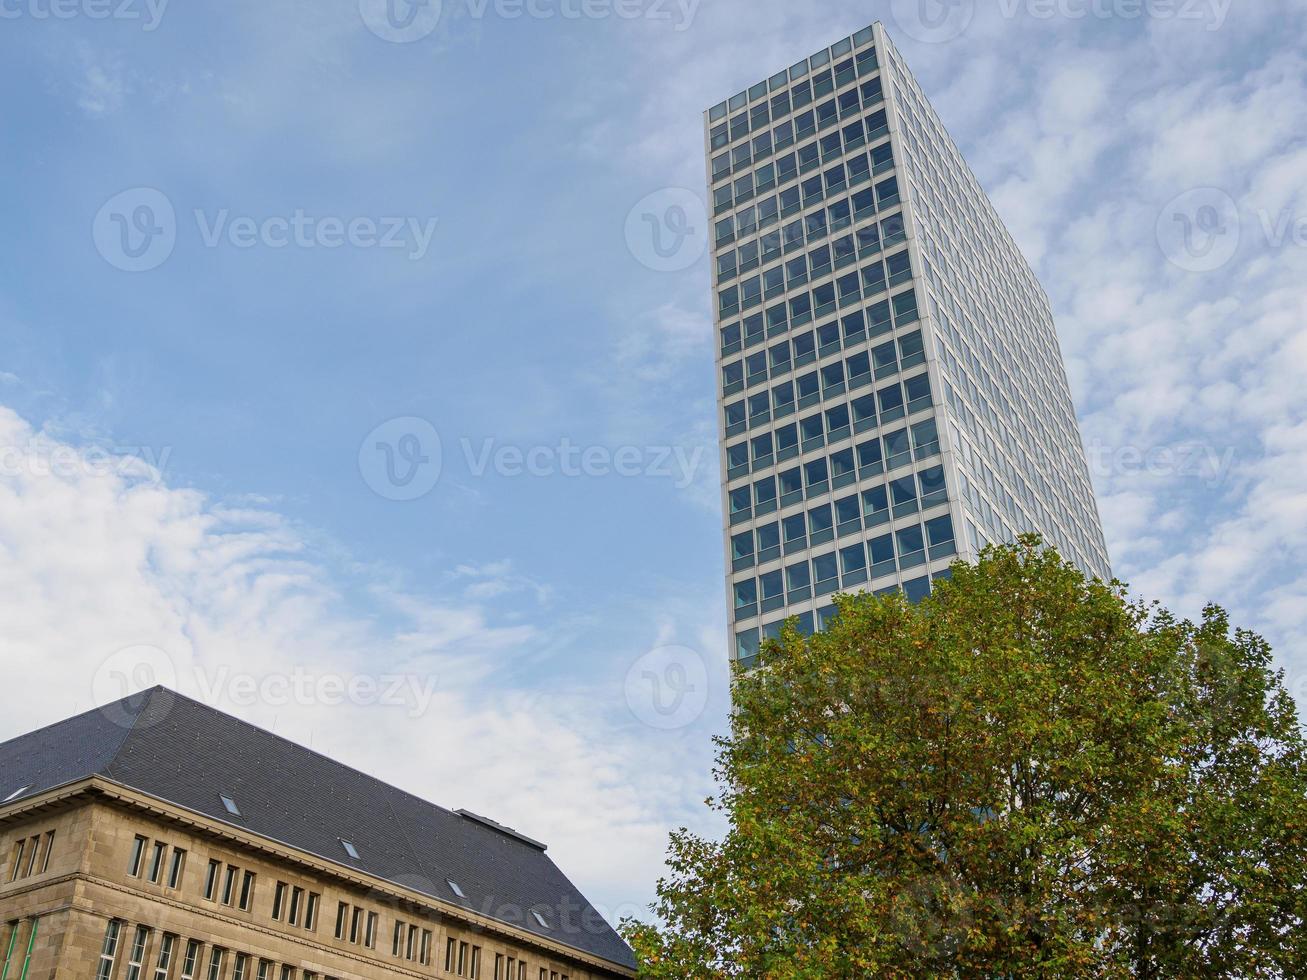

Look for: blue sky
[2,0,1306,925]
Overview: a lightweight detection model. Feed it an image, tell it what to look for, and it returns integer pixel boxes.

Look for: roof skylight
[447,879,466,899]
[340,839,360,860]
[2,786,31,804]
[531,910,549,929]
[219,794,242,817]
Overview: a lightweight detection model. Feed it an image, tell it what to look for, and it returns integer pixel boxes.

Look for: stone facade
[1,782,630,980]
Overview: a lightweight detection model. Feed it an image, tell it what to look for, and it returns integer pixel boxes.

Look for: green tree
[623,538,1307,978]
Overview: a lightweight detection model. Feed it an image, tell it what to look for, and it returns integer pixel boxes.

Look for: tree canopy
[623,538,1307,978]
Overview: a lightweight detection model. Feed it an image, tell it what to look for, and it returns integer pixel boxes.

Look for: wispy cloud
[73,42,128,116]
[0,405,726,919]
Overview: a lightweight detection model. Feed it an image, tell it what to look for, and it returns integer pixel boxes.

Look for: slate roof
[0,687,635,971]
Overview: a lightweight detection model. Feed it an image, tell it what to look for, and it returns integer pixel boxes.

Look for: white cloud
[0,405,725,921]
[989,31,1307,705]
[73,44,128,117]
[1135,54,1307,191]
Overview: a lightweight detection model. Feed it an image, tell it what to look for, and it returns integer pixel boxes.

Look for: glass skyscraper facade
[705,22,1111,667]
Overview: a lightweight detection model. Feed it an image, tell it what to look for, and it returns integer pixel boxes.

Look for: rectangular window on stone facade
[204,860,220,900]
[419,929,432,966]
[206,947,225,980]
[180,939,201,980]
[125,924,149,980]
[152,933,176,980]
[239,871,256,912]
[7,840,24,881]
[96,920,122,980]
[12,918,37,979]
[221,865,238,906]
[129,836,148,877]
[148,841,166,883]
[167,848,186,889]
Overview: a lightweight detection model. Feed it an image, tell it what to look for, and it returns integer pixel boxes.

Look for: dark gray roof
[0,687,634,971]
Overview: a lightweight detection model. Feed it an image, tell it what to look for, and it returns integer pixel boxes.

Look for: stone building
[0,688,635,980]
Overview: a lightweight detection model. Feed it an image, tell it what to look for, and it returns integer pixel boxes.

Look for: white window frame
[153,934,176,980]
[180,939,202,980]
[125,925,150,980]
[96,920,122,980]
[206,947,225,980]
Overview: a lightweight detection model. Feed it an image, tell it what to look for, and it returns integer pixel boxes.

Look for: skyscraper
[705,22,1111,667]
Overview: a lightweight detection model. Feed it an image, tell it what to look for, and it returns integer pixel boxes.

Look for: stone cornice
[1,779,633,978]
